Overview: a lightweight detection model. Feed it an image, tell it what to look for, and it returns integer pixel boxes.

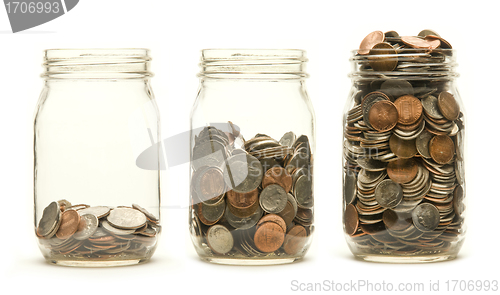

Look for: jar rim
[42,48,153,80]
[199,49,308,80]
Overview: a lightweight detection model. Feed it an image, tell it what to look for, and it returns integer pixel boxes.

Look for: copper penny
[261,166,293,193]
[438,91,460,121]
[278,200,296,227]
[226,188,259,210]
[344,204,359,236]
[198,167,225,202]
[394,95,422,125]
[55,210,80,239]
[253,221,285,253]
[257,214,287,233]
[429,135,455,164]
[358,31,385,55]
[368,43,398,72]
[387,158,418,184]
[389,134,417,159]
[283,225,307,255]
[382,210,412,231]
[401,36,435,49]
[368,100,399,131]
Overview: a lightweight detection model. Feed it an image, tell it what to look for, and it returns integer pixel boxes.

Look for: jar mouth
[199,49,308,80]
[349,48,458,81]
[42,48,153,80]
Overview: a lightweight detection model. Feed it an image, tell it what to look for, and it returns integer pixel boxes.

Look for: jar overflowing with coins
[189,49,315,265]
[343,31,466,263]
[34,49,161,266]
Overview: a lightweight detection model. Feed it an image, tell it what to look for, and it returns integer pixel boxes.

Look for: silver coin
[57,199,72,209]
[293,175,314,209]
[374,179,403,209]
[206,224,234,255]
[73,213,98,240]
[380,79,414,98]
[106,208,147,229]
[37,201,61,238]
[132,204,159,222]
[344,172,357,205]
[78,206,111,219]
[279,131,296,148]
[412,203,440,232]
[201,199,226,223]
[418,29,440,37]
[416,130,433,158]
[102,220,135,235]
[260,184,288,213]
[225,204,263,229]
[192,140,227,170]
[421,95,444,120]
[357,157,388,172]
[223,153,263,193]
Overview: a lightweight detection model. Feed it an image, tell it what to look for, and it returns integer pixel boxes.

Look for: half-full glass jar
[34,49,161,266]
[342,33,466,263]
[189,49,315,265]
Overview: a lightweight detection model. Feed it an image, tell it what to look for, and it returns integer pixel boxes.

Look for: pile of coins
[343,30,465,255]
[36,200,160,259]
[190,124,313,259]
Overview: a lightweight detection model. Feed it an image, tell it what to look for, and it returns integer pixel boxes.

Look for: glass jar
[34,49,162,267]
[189,49,315,265]
[342,32,466,263]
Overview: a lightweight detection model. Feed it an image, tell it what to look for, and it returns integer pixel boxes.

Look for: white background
[1,1,499,294]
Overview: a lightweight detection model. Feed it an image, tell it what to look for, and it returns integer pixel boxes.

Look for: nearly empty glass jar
[342,30,466,263]
[189,49,316,265]
[34,49,161,266]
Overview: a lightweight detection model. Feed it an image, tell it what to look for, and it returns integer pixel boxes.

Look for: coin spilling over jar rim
[343,30,465,263]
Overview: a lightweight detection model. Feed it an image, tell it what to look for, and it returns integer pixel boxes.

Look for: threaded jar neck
[42,49,153,80]
[349,48,458,81]
[198,49,309,80]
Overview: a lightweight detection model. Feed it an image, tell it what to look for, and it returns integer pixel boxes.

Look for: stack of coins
[190,124,313,258]
[36,200,160,259]
[343,30,465,255]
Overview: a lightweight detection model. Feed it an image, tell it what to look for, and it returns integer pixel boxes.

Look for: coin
[412,203,440,232]
[374,179,403,209]
[438,91,460,121]
[344,172,357,205]
[382,209,412,231]
[358,31,385,55]
[55,209,80,239]
[278,195,297,228]
[262,166,293,193]
[206,225,234,255]
[429,135,455,164]
[279,131,296,148]
[283,225,307,255]
[394,95,422,125]
[453,185,465,216]
[344,204,359,236]
[387,158,418,184]
[196,166,226,202]
[225,204,263,229]
[416,130,433,158]
[37,201,61,238]
[259,184,288,214]
[257,214,287,233]
[253,221,285,253]
[418,29,440,37]
[192,140,227,170]
[389,134,417,158]
[106,207,147,229]
[78,206,110,219]
[368,43,398,72]
[401,36,435,49]
[227,188,259,210]
[368,100,398,131]
[293,175,314,209]
[101,220,135,235]
[132,204,159,222]
[73,213,98,240]
[223,153,263,193]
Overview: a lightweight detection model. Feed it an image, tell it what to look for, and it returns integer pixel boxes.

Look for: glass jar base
[353,253,457,264]
[46,258,150,267]
[199,256,302,266]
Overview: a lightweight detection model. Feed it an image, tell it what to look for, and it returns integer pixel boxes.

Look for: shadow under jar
[189,49,316,265]
[34,49,161,267]
[343,31,466,263]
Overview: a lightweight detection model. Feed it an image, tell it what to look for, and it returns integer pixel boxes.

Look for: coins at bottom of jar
[36,200,160,259]
[190,124,313,259]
